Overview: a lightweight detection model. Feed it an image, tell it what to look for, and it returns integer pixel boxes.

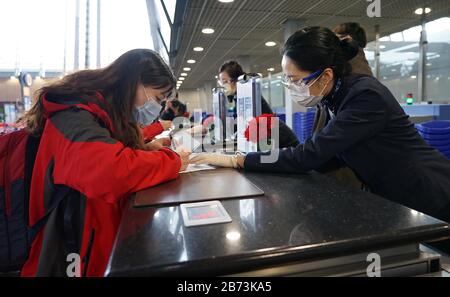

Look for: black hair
[159,99,187,121]
[333,22,368,48]
[171,99,187,114]
[27,49,176,149]
[282,26,359,79]
[219,61,245,82]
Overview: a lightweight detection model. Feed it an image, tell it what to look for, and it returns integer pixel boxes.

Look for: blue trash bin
[415,121,450,135]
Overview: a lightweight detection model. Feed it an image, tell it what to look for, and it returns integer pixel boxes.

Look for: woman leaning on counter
[191,26,450,225]
[19,49,190,277]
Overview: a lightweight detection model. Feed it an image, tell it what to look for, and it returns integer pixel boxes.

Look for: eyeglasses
[281,69,323,89]
[144,87,176,104]
[218,79,236,86]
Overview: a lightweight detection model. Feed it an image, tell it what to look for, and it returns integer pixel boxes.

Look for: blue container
[421,136,450,146]
[415,121,450,135]
[277,114,286,123]
[439,150,450,159]
[293,112,316,116]
[293,117,315,122]
[292,111,316,143]
[294,119,315,125]
[419,132,450,141]
[293,115,316,121]
[294,125,313,131]
[295,132,313,138]
[434,144,450,152]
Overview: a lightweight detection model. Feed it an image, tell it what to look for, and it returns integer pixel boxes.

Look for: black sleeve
[260,97,274,114]
[278,120,300,148]
[244,90,388,173]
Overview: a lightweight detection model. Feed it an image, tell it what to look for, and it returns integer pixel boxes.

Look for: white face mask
[289,74,329,107]
[223,83,235,97]
[133,87,163,126]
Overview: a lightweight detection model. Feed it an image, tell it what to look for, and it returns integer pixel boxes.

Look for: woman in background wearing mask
[20,49,190,276]
[218,61,299,149]
[192,27,450,230]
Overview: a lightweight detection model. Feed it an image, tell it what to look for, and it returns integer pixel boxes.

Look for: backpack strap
[24,135,41,223]
[28,186,74,245]
[63,193,82,255]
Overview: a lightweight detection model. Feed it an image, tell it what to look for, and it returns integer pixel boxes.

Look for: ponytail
[282,26,359,78]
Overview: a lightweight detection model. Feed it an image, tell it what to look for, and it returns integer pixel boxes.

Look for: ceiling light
[265,41,277,47]
[181,73,188,77]
[187,59,196,64]
[183,67,191,71]
[415,7,431,15]
[179,77,186,81]
[193,47,204,52]
[202,28,215,34]
[219,0,234,3]
[267,68,275,72]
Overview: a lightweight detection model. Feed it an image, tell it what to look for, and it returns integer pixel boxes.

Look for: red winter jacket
[21,92,181,277]
[142,122,164,142]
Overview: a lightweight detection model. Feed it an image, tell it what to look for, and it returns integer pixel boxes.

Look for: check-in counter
[105,170,450,277]
[401,104,450,123]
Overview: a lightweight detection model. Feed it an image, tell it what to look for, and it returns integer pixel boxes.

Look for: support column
[284,19,305,129]
[74,0,80,70]
[418,12,428,103]
[96,0,101,68]
[374,25,381,80]
[85,0,90,69]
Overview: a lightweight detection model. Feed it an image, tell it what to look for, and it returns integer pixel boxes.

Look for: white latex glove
[190,153,238,169]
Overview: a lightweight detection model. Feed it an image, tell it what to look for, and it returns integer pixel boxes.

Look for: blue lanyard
[322,78,342,112]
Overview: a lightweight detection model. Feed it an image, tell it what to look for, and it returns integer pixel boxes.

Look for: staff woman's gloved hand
[190,153,245,169]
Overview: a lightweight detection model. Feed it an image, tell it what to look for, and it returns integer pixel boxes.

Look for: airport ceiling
[172,0,450,90]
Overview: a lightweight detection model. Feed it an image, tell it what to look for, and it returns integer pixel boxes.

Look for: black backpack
[0,130,81,274]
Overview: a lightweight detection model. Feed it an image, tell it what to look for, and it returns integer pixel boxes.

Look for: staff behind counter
[219,61,300,149]
[191,26,450,238]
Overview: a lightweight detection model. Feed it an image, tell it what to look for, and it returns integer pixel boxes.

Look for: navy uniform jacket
[245,74,450,222]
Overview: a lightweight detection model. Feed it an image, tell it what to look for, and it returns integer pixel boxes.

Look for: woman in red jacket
[19,49,189,277]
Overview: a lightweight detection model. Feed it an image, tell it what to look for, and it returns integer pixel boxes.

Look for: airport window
[425,17,450,103]
[0,0,154,73]
[365,26,421,103]
[365,17,450,104]
[261,75,285,109]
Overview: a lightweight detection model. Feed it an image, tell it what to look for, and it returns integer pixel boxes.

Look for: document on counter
[134,168,265,208]
[180,164,216,174]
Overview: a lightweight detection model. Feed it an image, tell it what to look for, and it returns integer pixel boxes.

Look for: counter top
[105,170,450,276]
